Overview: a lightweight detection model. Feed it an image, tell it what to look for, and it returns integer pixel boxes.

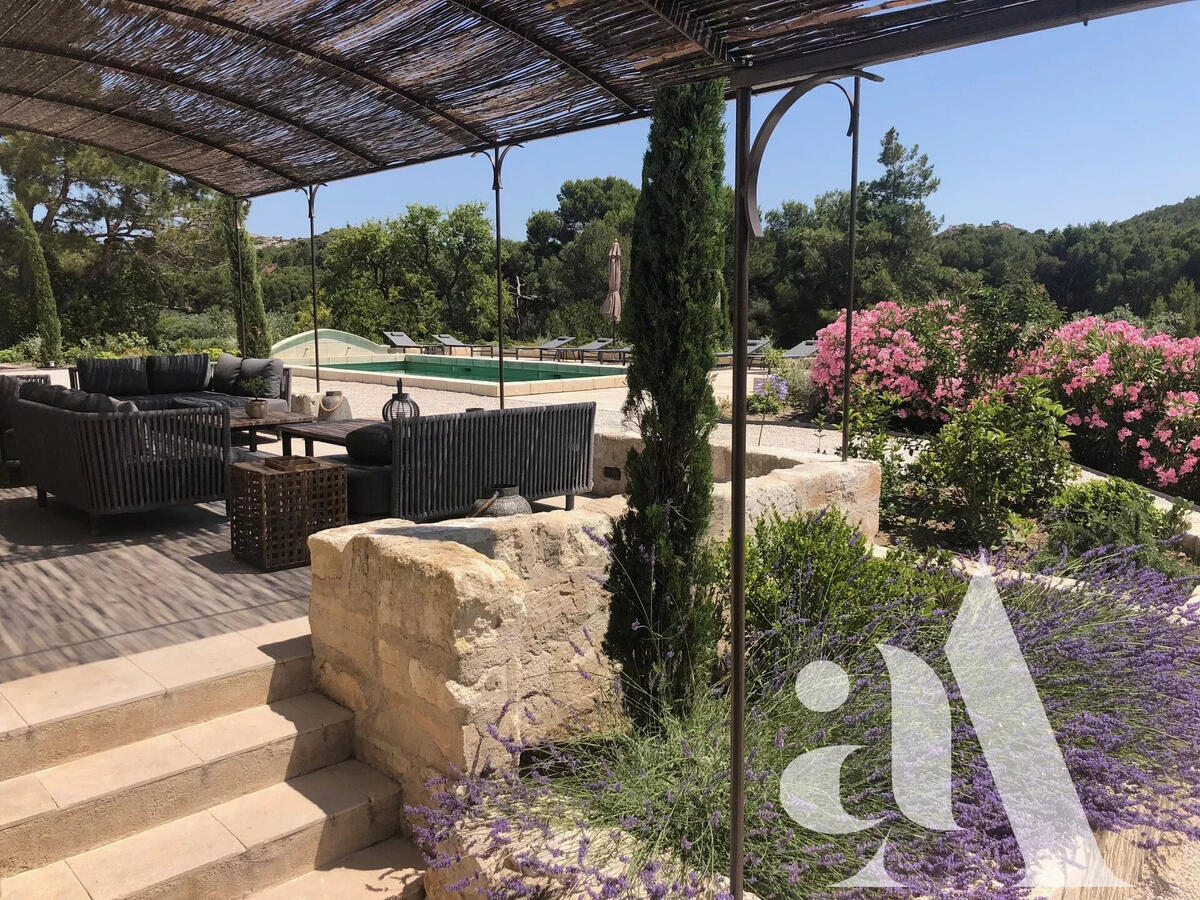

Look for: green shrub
[759,345,784,374]
[0,335,40,365]
[740,508,959,669]
[543,300,614,344]
[778,358,819,414]
[961,279,1061,380]
[915,378,1072,545]
[1044,477,1190,574]
[847,386,915,526]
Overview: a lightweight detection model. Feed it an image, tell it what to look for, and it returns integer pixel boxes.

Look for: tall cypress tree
[603,80,726,729]
[10,198,61,366]
[219,195,272,358]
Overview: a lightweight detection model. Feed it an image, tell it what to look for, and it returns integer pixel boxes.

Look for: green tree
[604,80,725,729]
[217,196,271,357]
[9,197,61,365]
[320,204,495,342]
[519,177,638,336]
[1163,278,1200,336]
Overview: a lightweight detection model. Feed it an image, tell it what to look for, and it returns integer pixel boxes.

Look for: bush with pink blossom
[810,299,970,426]
[1007,316,1200,498]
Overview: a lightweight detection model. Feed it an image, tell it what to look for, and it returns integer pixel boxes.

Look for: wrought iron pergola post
[841,78,862,462]
[474,144,520,408]
[730,68,880,900]
[232,196,247,357]
[300,183,325,392]
[730,83,751,900]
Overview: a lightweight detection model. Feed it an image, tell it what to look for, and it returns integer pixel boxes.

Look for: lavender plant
[414,510,1200,899]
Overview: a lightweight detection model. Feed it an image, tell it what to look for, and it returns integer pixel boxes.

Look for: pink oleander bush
[811,300,970,425]
[1005,316,1200,498]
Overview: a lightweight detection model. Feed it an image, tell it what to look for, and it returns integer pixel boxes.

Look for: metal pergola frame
[0,2,1185,896]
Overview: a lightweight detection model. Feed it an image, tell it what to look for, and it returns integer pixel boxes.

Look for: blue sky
[247,3,1200,241]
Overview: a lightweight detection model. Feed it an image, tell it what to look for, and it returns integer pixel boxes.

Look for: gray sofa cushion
[211,353,241,393]
[112,393,178,411]
[56,389,119,413]
[147,354,209,394]
[345,423,392,465]
[18,382,66,406]
[76,357,149,395]
[173,393,288,414]
[234,357,284,398]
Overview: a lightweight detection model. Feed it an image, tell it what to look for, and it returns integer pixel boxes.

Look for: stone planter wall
[309,509,615,814]
[592,429,881,542]
[307,432,880,823]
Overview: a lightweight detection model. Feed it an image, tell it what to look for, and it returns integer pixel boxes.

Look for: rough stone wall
[308,511,616,812]
[307,432,879,818]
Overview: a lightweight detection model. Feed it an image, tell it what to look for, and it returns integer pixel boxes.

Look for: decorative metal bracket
[300,182,324,217]
[473,143,521,191]
[743,68,883,238]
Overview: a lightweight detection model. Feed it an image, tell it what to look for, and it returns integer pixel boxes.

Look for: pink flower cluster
[811,300,970,423]
[1006,316,1200,494]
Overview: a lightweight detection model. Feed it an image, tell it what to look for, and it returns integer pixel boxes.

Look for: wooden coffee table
[227,409,314,452]
[277,418,379,456]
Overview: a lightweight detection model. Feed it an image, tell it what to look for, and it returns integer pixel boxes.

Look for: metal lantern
[382,379,420,420]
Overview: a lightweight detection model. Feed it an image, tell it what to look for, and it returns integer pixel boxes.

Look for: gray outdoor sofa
[68,353,291,412]
[328,402,597,521]
[13,392,231,532]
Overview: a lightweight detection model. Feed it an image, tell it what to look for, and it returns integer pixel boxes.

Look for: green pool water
[325,356,622,383]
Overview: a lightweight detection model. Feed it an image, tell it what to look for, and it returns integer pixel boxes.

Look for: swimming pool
[293,352,627,397]
[326,356,619,382]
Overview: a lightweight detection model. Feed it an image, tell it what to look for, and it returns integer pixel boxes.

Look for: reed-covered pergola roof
[0,0,1182,197]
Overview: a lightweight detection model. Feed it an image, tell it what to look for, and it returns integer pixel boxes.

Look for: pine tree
[10,197,61,366]
[218,195,272,358]
[603,80,726,729]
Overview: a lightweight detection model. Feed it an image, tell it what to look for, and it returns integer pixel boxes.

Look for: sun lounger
[434,334,495,357]
[716,338,771,366]
[382,331,437,353]
[596,344,632,365]
[557,338,614,361]
[782,340,818,359]
[513,336,574,361]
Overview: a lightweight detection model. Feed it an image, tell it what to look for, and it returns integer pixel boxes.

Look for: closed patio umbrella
[601,239,622,327]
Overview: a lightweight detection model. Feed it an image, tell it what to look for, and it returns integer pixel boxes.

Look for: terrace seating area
[0,364,602,898]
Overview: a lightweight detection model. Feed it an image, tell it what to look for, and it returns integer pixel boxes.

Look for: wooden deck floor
[0,486,310,683]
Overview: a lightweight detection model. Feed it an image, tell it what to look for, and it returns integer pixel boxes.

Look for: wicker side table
[229,457,347,571]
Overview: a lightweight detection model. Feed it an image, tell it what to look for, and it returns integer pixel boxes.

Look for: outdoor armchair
[390,403,595,521]
[14,399,230,532]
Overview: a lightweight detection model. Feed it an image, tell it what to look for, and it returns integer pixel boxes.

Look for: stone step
[250,837,425,899]
[0,759,401,900]
[0,618,313,780]
[0,692,352,876]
